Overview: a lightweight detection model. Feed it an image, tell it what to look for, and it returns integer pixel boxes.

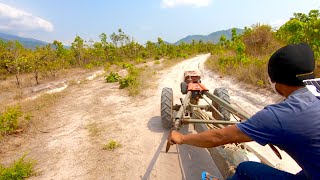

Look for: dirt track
[1,54,300,179]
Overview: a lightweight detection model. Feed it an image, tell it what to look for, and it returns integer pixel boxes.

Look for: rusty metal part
[187,83,209,92]
[166,131,173,153]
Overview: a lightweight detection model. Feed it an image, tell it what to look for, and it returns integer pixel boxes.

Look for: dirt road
[1,54,300,179]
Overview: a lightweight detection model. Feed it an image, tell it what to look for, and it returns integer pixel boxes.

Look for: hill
[0,32,48,49]
[173,28,244,45]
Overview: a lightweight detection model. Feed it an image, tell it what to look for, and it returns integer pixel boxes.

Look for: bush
[242,25,281,56]
[119,75,135,89]
[135,58,143,64]
[105,72,120,83]
[0,154,35,180]
[155,60,160,65]
[0,106,23,134]
[122,63,133,69]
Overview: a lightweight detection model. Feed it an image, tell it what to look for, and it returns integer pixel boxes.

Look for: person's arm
[169,125,253,148]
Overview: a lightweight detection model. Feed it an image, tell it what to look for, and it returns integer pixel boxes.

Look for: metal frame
[165,83,278,179]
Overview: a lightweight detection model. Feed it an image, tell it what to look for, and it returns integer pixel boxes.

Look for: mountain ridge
[0,32,48,49]
[172,28,244,45]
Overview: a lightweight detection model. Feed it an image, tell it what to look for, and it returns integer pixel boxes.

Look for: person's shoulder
[288,87,319,102]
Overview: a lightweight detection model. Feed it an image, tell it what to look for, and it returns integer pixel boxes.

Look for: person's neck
[276,83,305,98]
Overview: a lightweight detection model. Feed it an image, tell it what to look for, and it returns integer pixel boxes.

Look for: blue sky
[0,0,319,45]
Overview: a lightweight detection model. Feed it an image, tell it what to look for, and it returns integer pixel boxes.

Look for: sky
[0,0,319,45]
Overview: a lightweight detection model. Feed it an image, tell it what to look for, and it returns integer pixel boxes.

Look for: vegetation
[0,28,218,88]
[0,154,36,180]
[206,9,320,87]
[105,72,120,83]
[0,9,318,92]
[103,139,122,151]
[0,105,24,135]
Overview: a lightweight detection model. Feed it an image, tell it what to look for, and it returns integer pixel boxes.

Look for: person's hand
[168,130,183,145]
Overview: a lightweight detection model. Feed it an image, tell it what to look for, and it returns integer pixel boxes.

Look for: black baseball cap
[268,43,315,86]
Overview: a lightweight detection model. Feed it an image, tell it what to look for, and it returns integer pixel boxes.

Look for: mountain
[0,32,48,49]
[173,28,244,45]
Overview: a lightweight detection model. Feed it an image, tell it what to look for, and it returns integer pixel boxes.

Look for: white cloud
[161,0,212,8]
[0,3,54,32]
[269,19,288,29]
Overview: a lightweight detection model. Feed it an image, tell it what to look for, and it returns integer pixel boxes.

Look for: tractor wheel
[161,87,173,129]
[180,82,188,94]
[212,88,230,121]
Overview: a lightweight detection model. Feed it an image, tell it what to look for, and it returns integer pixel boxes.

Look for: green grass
[102,139,122,151]
[0,154,36,180]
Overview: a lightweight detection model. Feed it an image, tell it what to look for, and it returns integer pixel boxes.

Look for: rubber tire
[212,88,230,121]
[180,82,188,94]
[161,87,173,129]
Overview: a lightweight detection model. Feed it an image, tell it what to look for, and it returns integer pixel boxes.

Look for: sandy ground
[0,54,300,179]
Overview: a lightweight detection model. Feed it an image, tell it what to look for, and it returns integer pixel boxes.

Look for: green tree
[3,41,29,87]
[71,36,85,66]
[277,9,320,57]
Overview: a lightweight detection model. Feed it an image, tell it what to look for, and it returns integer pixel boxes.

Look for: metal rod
[202,95,224,119]
[182,119,239,125]
[204,91,250,120]
[174,91,192,128]
[188,104,209,108]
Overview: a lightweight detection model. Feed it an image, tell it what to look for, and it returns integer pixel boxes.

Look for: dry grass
[86,122,100,137]
[127,67,156,96]
[21,93,64,112]
[242,25,283,56]
[205,54,270,88]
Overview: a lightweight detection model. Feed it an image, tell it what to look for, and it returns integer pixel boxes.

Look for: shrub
[119,75,135,89]
[242,25,281,56]
[104,62,111,71]
[0,106,23,134]
[135,57,143,64]
[155,60,160,65]
[0,154,35,180]
[102,139,122,151]
[84,63,94,69]
[105,72,120,83]
[122,63,133,69]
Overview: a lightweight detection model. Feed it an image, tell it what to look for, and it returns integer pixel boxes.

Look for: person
[168,43,320,180]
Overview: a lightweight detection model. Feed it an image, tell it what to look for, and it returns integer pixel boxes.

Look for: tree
[71,36,85,66]
[99,33,108,47]
[3,41,28,87]
[277,9,320,57]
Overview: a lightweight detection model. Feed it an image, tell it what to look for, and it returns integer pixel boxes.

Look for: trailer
[160,71,281,179]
